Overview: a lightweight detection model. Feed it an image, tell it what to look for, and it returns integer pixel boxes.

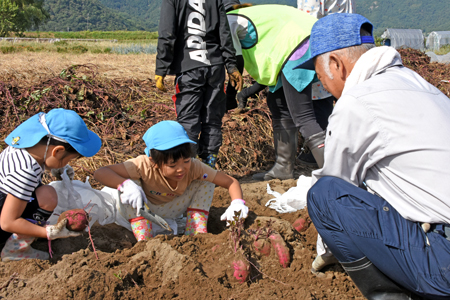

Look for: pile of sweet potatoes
[227,217,299,284]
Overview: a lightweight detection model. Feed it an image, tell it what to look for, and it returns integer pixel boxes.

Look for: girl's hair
[150,143,194,166]
[37,136,82,157]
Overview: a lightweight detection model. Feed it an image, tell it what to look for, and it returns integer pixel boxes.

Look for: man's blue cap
[295,13,374,70]
[143,120,196,156]
[5,108,102,157]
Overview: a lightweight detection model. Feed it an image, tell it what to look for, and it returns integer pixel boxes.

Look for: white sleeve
[227,15,243,56]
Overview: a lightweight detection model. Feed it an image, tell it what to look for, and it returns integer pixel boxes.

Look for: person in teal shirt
[227,4,333,180]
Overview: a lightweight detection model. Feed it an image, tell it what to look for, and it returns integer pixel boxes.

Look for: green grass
[434,44,450,55]
[20,30,158,42]
[0,39,156,55]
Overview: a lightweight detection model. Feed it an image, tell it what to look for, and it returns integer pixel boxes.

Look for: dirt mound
[0,180,362,300]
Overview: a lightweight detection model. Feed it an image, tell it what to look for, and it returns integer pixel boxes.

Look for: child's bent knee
[35,185,58,211]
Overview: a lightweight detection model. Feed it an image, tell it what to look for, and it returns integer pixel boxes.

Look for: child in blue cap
[94,120,248,239]
[0,108,102,261]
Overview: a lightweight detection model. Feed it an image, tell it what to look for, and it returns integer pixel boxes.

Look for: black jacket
[155,0,237,76]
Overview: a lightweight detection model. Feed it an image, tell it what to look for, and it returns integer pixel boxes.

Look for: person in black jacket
[155,0,243,169]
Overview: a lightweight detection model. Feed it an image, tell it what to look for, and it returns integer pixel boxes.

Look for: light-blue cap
[5,108,101,157]
[143,120,196,156]
[295,13,374,70]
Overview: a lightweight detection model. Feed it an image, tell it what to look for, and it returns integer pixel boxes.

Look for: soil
[0,176,363,300]
[1,48,447,299]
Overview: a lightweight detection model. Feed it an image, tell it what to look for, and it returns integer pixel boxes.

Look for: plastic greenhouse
[381,29,424,51]
[426,31,450,51]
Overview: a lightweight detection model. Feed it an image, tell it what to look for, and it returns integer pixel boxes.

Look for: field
[1,31,158,55]
[0,48,449,299]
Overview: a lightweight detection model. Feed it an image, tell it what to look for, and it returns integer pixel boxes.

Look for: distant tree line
[0,0,49,36]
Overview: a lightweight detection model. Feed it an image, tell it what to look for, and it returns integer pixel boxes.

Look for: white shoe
[311,253,338,277]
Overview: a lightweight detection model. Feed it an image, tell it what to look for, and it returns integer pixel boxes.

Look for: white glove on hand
[118,179,147,216]
[220,199,249,225]
[46,219,82,240]
[51,165,75,180]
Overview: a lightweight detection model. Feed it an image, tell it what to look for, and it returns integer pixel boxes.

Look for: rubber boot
[1,233,49,262]
[303,131,326,168]
[342,257,413,300]
[185,208,208,235]
[253,119,298,181]
[298,151,319,168]
[298,97,334,167]
[130,216,153,241]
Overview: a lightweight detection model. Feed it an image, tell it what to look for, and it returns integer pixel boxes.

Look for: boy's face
[159,157,192,183]
[44,146,80,170]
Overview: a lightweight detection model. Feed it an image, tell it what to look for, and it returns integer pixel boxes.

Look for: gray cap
[223,0,240,12]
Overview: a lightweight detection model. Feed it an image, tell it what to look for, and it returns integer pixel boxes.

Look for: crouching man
[296,13,450,299]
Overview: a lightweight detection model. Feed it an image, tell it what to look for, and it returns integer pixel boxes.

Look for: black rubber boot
[303,131,326,168]
[297,151,318,168]
[342,257,414,300]
[252,119,297,181]
[298,96,334,167]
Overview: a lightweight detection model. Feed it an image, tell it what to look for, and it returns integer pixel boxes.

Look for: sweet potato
[253,238,271,257]
[292,217,311,233]
[269,232,290,268]
[232,259,250,283]
[57,209,89,232]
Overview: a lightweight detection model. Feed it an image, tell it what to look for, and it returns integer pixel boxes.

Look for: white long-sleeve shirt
[313,48,450,224]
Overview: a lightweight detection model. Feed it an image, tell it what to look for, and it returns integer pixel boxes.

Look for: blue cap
[295,13,374,70]
[143,121,196,156]
[5,108,102,157]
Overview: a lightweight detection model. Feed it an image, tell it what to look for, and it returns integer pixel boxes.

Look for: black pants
[173,65,226,157]
[313,96,335,130]
[267,73,325,138]
[0,188,52,244]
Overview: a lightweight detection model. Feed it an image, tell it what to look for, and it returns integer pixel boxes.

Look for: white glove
[46,219,82,240]
[51,165,75,180]
[118,179,147,216]
[220,199,249,225]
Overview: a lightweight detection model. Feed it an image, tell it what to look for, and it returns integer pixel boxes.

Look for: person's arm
[155,0,177,77]
[212,171,243,201]
[94,163,131,189]
[218,2,243,91]
[213,171,249,223]
[0,194,47,238]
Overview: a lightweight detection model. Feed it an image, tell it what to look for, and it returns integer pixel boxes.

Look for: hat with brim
[5,108,101,157]
[143,120,196,156]
[294,13,375,70]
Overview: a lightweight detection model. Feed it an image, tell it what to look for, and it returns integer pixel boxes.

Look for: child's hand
[220,199,249,225]
[118,179,148,216]
[51,165,75,180]
[46,219,82,240]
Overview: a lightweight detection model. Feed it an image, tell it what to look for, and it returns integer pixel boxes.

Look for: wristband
[118,179,130,191]
[231,199,245,205]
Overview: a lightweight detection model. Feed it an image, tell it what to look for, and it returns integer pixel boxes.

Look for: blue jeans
[308,176,450,299]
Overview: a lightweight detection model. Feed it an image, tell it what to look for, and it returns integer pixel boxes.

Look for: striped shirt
[0,146,43,202]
